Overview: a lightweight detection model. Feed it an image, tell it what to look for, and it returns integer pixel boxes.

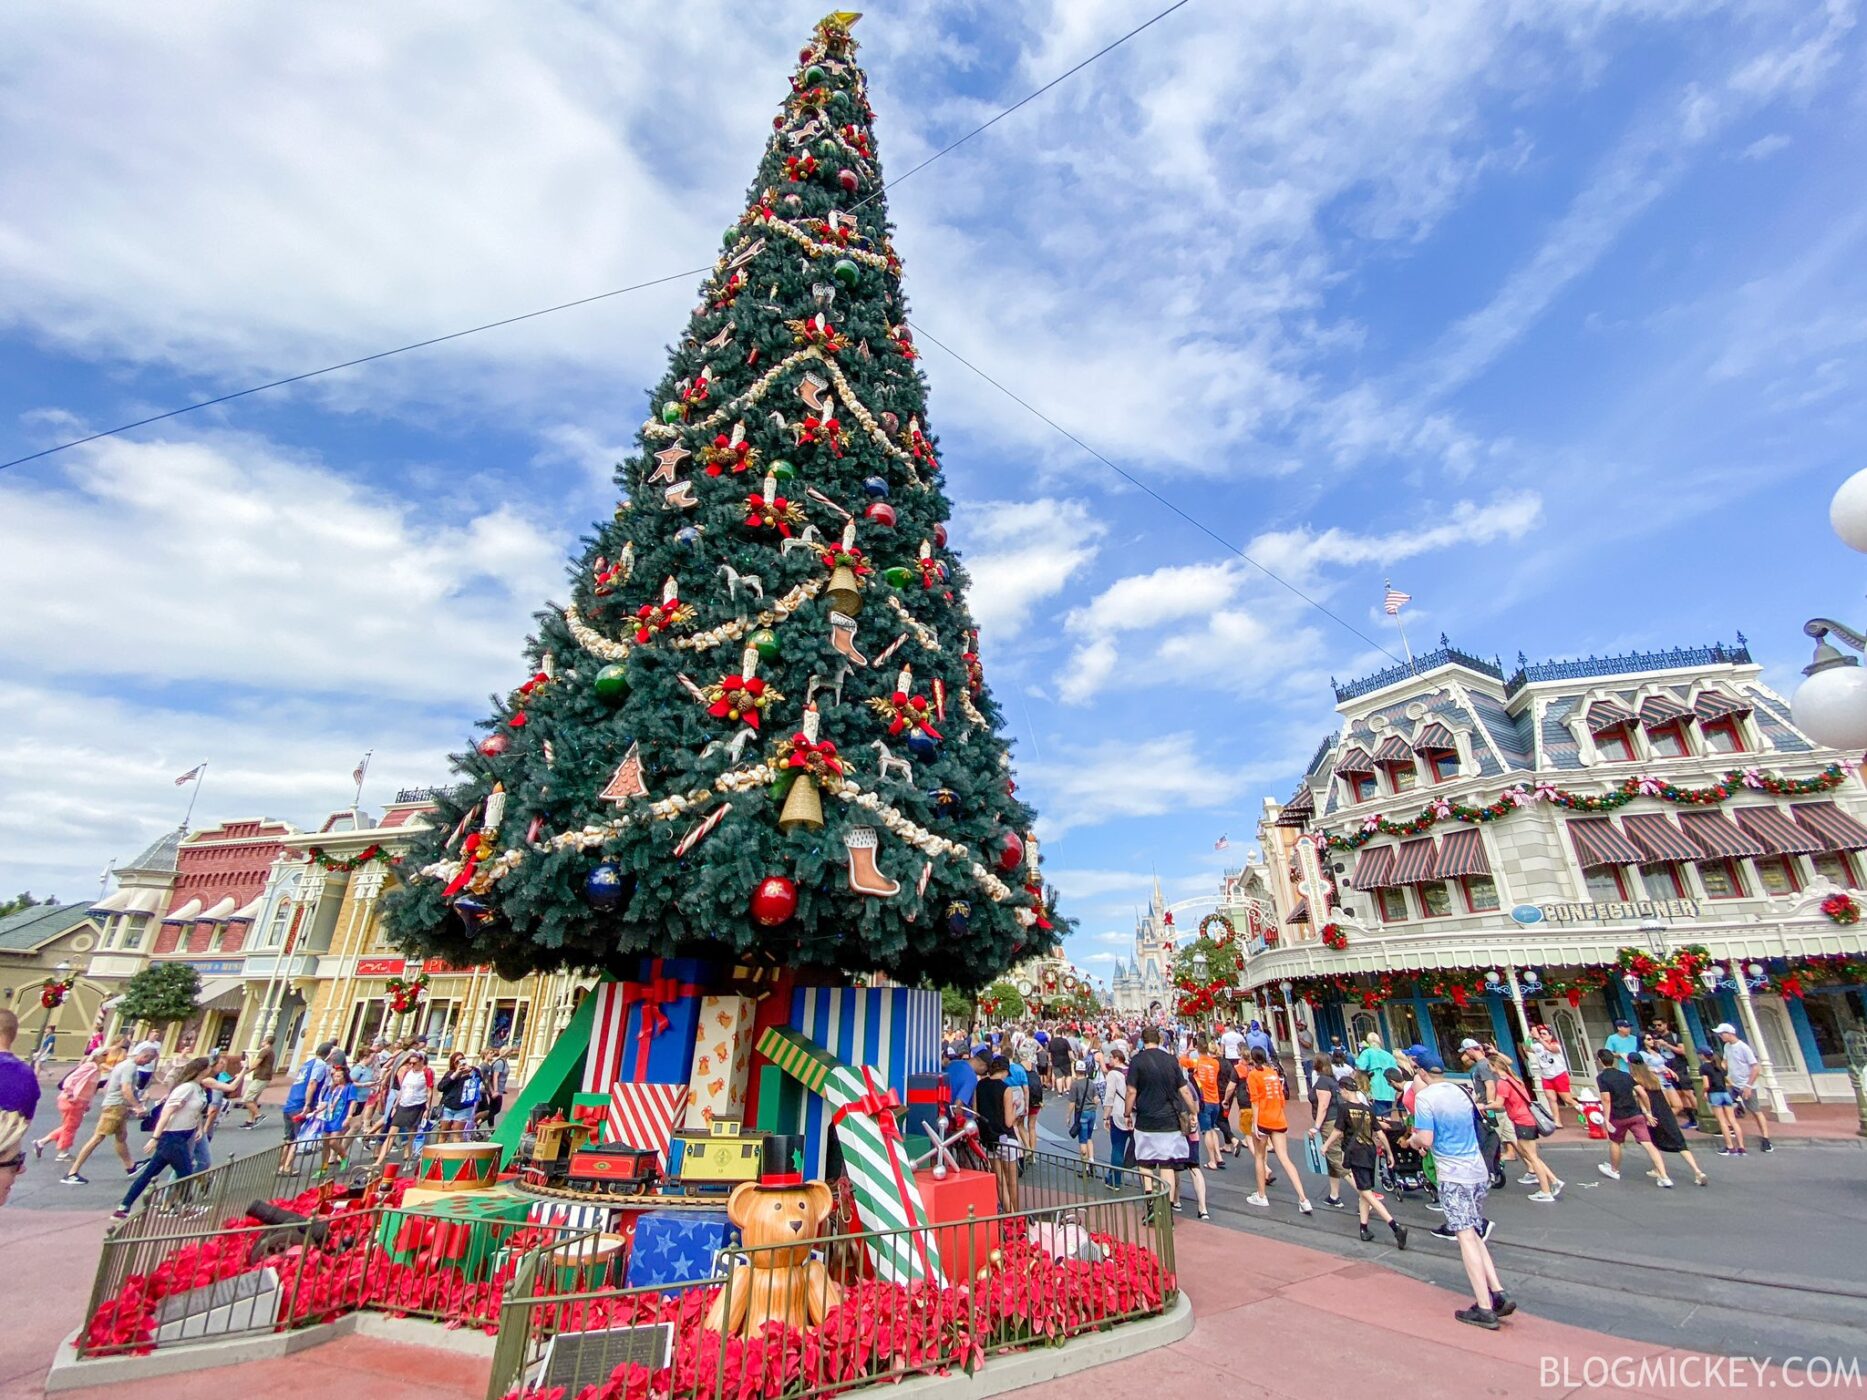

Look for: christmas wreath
[386,973,430,1014]
[1821,891,1862,926]
[1319,924,1348,951]
[39,976,75,1011]
[1197,911,1237,945]
[1615,945,1711,1002]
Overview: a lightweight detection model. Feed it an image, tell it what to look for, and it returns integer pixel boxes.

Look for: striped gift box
[786,986,941,1178]
[756,1026,943,1285]
[605,1081,688,1169]
[579,959,708,1092]
[525,1200,617,1234]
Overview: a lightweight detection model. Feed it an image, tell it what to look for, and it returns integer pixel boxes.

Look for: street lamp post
[1637,921,1719,1132]
[1792,468,1867,749]
[1279,979,1308,1096]
[37,959,73,1063]
[1844,1029,1867,1139]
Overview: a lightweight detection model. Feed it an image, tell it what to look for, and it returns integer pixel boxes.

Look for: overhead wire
[0,0,1195,475]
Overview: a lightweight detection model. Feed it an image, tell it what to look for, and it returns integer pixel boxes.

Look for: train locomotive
[520,1109,767,1200]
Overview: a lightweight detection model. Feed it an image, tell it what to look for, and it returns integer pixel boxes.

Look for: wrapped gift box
[753,1064,805,1136]
[913,1168,999,1281]
[684,994,755,1129]
[756,1026,944,1284]
[740,968,798,1131]
[581,957,711,1092]
[378,1190,532,1280]
[903,1073,951,1140]
[623,1210,737,1290]
[785,987,941,1178]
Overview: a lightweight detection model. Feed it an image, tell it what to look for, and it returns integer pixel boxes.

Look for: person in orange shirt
[1244,1047,1312,1214]
[1191,1038,1225,1171]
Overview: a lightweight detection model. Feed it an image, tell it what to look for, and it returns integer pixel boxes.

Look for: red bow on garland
[819,544,869,576]
[743,492,805,537]
[701,433,755,476]
[916,555,946,589]
[796,414,844,455]
[868,690,942,739]
[785,152,819,181]
[712,270,745,309]
[706,674,775,729]
[633,597,691,644]
[840,124,873,158]
[782,734,845,778]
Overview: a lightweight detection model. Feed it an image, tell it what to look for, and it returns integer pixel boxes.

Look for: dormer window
[1336,747,1377,803]
[1693,690,1752,754]
[1595,724,1637,762]
[1700,718,1744,754]
[1646,722,1689,759]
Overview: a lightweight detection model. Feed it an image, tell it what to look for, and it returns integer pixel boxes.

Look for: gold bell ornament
[777,704,826,831]
[825,518,864,616]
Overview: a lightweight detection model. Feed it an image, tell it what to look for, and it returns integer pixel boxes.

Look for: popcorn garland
[887,596,939,650]
[562,577,825,664]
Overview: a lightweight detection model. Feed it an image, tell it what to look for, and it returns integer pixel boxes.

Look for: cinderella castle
[1109,879,1175,1017]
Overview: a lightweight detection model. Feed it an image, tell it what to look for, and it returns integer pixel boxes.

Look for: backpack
[458,1068,482,1108]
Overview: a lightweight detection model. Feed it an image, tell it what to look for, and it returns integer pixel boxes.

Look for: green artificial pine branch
[385,15,1068,986]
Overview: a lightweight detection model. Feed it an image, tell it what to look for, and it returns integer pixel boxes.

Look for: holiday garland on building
[1319,763,1851,852]
[39,975,75,1011]
[382,14,1062,985]
[304,844,400,874]
[385,973,429,1014]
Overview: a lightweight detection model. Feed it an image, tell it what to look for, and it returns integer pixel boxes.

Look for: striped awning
[1733,806,1823,856]
[1693,689,1751,721]
[1372,735,1413,764]
[1335,747,1375,775]
[1282,786,1314,815]
[1568,818,1642,869]
[1621,813,1699,863]
[1677,810,1766,859]
[1286,897,1310,925]
[1436,828,1491,878]
[1392,837,1440,885]
[1412,722,1456,752]
[1637,694,1691,728]
[1349,845,1398,890]
[1792,801,1867,853]
[1585,700,1636,735]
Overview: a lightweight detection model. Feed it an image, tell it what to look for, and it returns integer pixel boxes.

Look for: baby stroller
[1377,1114,1438,1203]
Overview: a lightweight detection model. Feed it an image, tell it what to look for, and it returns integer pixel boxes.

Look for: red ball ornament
[863,501,897,528]
[750,875,799,927]
[837,167,859,193]
[478,734,509,757]
[996,829,1024,873]
[773,115,785,130]
[933,522,947,548]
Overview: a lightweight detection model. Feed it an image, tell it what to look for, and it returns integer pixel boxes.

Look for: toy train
[520,1112,767,1199]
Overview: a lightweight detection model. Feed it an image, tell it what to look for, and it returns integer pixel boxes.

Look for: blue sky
[3,1,1863,989]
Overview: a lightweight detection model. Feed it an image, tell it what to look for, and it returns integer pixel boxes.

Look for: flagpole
[1385,579,1415,669]
[353,750,373,810]
[1396,612,1415,668]
[182,762,207,831]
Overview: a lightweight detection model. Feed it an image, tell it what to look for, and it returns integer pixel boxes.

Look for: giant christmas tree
[386,14,1060,989]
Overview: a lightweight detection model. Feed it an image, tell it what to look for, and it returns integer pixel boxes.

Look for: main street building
[1249,637,1867,1111]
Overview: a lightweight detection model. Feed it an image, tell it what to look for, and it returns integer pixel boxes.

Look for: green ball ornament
[593,664,630,703]
[723,226,740,248]
[767,459,796,481]
[883,566,915,588]
[804,64,827,86]
[818,138,841,160]
[749,628,781,661]
[832,258,860,289]
[660,401,684,424]
[829,90,853,114]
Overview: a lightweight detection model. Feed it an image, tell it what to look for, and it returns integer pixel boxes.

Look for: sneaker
[1657,1177,1674,1189]
[60,1173,88,1185]
[1299,1199,1314,1215]
[1424,1199,1445,1214]
[1550,1180,1565,1198]
[1479,1219,1495,1241]
[1323,1195,1346,1210]
[1244,1193,1268,1208]
[1516,1172,1539,1185]
[1391,1222,1409,1250]
[1735,1147,1749,1156]
[1527,1190,1556,1203]
[1717,1147,1736,1156]
[109,1208,130,1221]
[1430,1224,1458,1241]
[1171,1200,1183,1213]
[1197,1210,1211,1221]
[55,1153,70,1162]
[1597,1163,1621,1181]
[1491,1290,1517,1318]
[1455,1305,1500,1331]
[1760,1139,1774,1153]
[250,1113,268,1129]
[1358,1223,1373,1241]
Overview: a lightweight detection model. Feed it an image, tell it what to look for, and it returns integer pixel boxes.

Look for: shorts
[1543,1072,1571,1095]
[1027,1085,1045,1113]
[1495,1117,1519,1144]
[1133,1130,1191,1167]
[1347,1154,1377,1192]
[993,1139,1023,1163]
[96,1104,131,1136]
[1608,1114,1651,1144]
[1197,1103,1222,1133]
[241,1078,270,1107]
[1072,1113,1098,1145]
[390,1104,427,1131]
[1707,1091,1734,1107]
[1324,1138,1345,1174]
[1437,1178,1489,1234]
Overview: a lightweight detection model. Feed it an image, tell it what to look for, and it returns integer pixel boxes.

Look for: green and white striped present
[756,1025,944,1285]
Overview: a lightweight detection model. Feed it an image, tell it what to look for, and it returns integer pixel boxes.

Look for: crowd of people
[0,1017,515,1221]
[941,1010,1786,1332]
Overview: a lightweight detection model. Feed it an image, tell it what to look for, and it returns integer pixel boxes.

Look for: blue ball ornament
[452,895,493,928]
[927,787,960,818]
[862,475,889,499]
[584,862,626,909]
[675,525,702,549]
[905,730,939,762]
[947,902,971,937]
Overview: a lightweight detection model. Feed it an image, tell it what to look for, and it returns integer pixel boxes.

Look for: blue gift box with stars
[623,1210,738,1290]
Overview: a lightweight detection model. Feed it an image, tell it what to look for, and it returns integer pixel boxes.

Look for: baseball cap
[1713,1022,1737,1035]
[1458,1038,1484,1053]
[1613,1019,1632,1030]
[1405,1043,1445,1072]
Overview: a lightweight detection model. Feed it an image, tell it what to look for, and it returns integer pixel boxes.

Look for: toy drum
[549,1232,628,1292]
[418,1141,501,1192]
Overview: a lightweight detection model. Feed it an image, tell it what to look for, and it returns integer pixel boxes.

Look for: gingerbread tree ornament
[385,13,1061,985]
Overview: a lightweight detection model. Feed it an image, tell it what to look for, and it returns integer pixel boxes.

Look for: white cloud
[1031,733,1256,837]
[0,432,563,699]
[955,498,1104,639]
[1741,132,1792,160]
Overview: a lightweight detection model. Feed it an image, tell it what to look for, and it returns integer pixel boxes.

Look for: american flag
[174,765,203,786]
[352,754,370,786]
[1213,834,1230,850]
[1383,584,1411,616]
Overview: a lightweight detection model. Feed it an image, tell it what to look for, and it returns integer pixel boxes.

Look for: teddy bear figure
[703,1172,842,1339]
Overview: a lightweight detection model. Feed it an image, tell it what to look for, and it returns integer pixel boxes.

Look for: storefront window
[1640,863,1686,900]
[1385,1003,1422,1050]
[1377,888,1409,921]
[1434,1003,1500,1069]
[1462,875,1500,912]
[1755,857,1799,896]
[1585,866,1628,901]
[1814,853,1859,888]
[1420,883,1452,917]
[1800,991,1867,1070]
[1697,860,1744,898]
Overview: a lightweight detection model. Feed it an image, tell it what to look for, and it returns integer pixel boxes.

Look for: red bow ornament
[700,430,756,477]
[633,596,694,644]
[705,673,779,729]
[780,733,846,779]
[743,491,806,537]
[785,152,820,181]
[786,314,849,354]
[711,269,745,310]
[916,555,946,590]
[796,414,845,456]
[819,543,869,577]
[867,690,942,740]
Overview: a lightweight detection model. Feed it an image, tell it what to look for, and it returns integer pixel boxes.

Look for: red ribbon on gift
[620,960,700,1077]
[832,1065,936,1281]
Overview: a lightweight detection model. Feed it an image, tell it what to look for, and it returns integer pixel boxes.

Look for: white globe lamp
[1793,642,1867,750]
[1830,467,1867,554]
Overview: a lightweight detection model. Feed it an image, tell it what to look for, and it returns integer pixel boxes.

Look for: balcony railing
[1333,644,1504,702]
[1503,640,1750,696]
